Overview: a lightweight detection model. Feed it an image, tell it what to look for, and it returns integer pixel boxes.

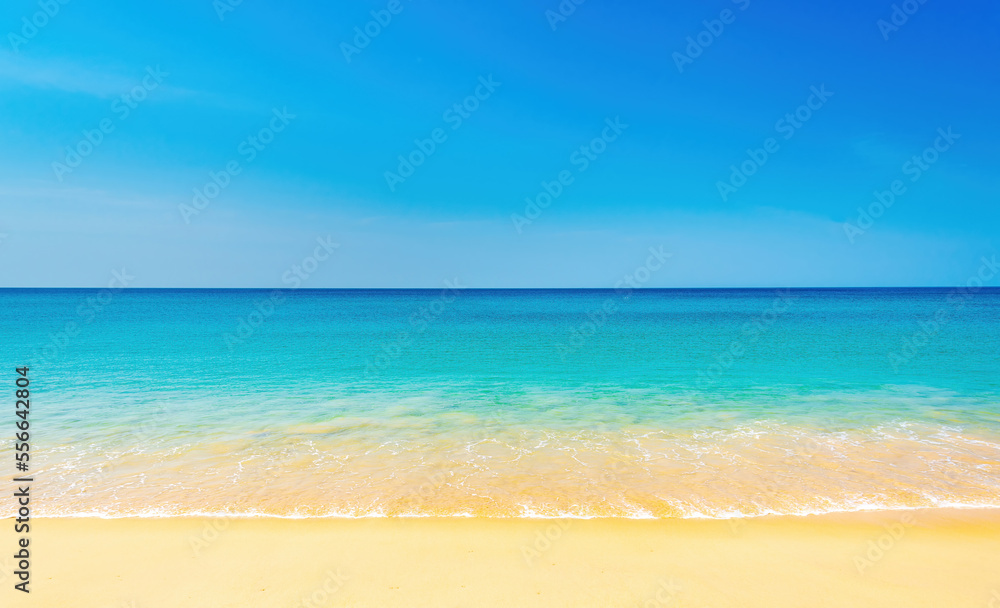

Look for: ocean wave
[8,420,1000,520]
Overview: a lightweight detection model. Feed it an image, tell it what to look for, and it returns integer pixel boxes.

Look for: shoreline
[14,503,1000,520]
[4,508,1000,607]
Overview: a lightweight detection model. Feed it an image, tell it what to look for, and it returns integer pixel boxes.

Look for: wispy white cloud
[0,52,253,110]
[0,180,165,211]
[0,52,177,98]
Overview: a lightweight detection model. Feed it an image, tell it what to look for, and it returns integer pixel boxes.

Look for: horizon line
[2,286,997,291]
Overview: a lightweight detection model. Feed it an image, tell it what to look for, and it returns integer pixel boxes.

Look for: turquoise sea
[2,288,999,518]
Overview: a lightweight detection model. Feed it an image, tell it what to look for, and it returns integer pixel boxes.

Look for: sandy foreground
[2,509,1000,607]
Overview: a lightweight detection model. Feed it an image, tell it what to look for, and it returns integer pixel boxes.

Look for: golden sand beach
[3,509,1000,607]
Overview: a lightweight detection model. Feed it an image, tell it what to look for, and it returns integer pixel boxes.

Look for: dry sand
[3,509,1000,607]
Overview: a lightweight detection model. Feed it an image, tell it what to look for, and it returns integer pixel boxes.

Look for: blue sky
[0,0,997,287]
